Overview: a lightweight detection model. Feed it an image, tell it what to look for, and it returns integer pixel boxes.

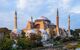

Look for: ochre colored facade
[35,20,45,29]
[23,16,57,38]
[23,10,68,38]
[26,21,32,30]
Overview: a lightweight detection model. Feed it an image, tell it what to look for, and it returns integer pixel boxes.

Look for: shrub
[0,38,13,50]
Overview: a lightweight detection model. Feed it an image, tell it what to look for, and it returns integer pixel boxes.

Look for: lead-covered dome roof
[36,16,50,21]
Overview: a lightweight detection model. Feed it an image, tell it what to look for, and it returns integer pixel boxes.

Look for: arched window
[35,24,40,29]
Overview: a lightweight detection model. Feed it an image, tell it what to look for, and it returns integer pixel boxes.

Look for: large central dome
[36,16,49,21]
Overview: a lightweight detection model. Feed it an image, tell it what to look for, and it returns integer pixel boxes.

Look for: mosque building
[23,9,71,38]
[10,9,72,40]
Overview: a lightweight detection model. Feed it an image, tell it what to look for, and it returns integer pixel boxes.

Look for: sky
[0,0,80,30]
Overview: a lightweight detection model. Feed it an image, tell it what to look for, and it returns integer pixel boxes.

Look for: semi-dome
[36,16,49,21]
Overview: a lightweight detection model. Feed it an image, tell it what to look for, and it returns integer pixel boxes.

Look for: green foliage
[75,29,80,33]
[0,28,12,50]
[30,33,42,41]
[77,41,80,48]
[52,37,63,46]
[77,44,80,48]
[29,33,42,47]
[17,33,42,50]
[0,28,43,50]
[72,29,80,38]
[17,38,32,49]
[21,30,26,38]
[0,38,13,50]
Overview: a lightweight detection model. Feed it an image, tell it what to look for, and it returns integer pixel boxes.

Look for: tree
[29,33,42,47]
[0,28,12,50]
[17,32,42,50]
[0,38,13,50]
[17,38,32,50]
[21,30,26,38]
[73,29,80,39]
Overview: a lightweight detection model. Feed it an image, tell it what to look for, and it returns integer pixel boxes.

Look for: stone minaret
[31,16,33,29]
[14,11,17,29]
[26,17,33,30]
[31,16,33,22]
[56,9,60,36]
[68,15,72,37]
[10,11,18,39]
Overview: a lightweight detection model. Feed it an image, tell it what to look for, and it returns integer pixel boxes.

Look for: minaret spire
[31,16,33,22]
[14,10,17,29]
[31,16,33,29]
[68,15,72,37]
[68,15,70,32]
[56,8,60,36]
[57,8,59,16]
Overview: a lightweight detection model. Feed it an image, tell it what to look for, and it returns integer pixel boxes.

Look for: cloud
[0,0,9,7]
[16,0,72,14]
[17,0,27,10]
[0,11,14,29]
[62,0,70,5]
[0,0,80,29]
[16,0,72,23]
[70,6,80,14]
[16,0,44,11]
[0,0,8,3]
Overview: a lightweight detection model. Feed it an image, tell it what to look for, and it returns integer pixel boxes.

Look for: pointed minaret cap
[68,15,70,19]
[15,10,17,16]
[31,16,33,22]
[28,16,33,22]
[57,8,59,16]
